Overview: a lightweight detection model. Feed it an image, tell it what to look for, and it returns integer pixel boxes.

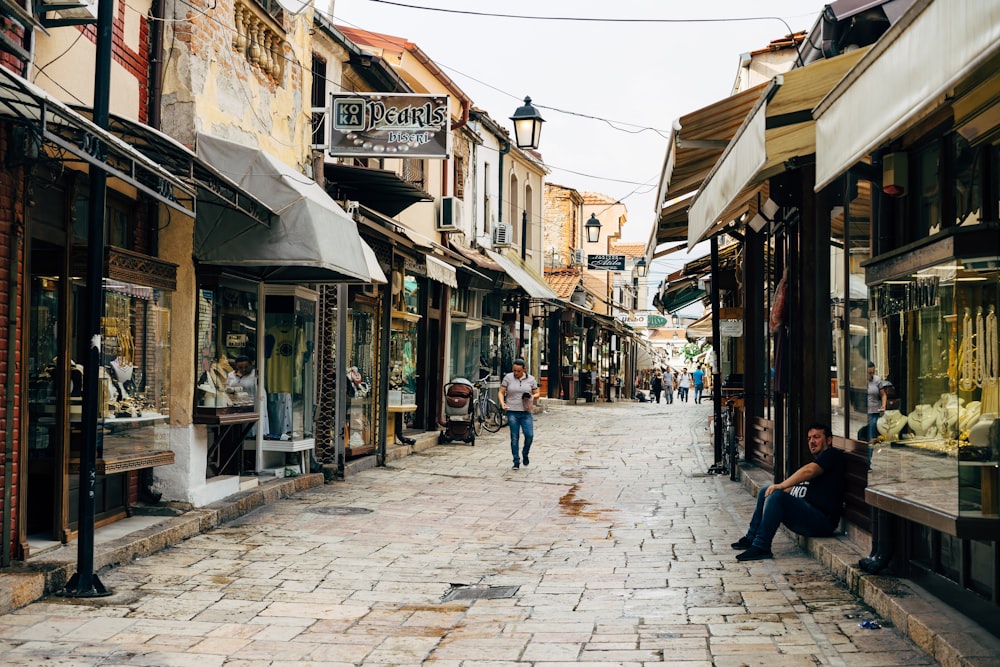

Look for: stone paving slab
[0,400,995,665]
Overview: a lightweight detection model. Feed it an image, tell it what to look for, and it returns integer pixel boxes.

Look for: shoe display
[731,537,753,550]
[736,546,773,561]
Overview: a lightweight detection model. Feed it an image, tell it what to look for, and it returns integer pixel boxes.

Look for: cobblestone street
[0,401,939,666]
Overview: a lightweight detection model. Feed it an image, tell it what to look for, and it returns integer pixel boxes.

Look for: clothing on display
[265,324,305,394]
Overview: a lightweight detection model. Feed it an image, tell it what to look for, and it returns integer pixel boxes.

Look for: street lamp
[635,256,648,278]
[510,96,545,150]
[585,213,602,243]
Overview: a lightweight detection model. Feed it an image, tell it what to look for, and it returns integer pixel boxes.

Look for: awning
[324,162,433,217]
[655,84,766,245]
[661,279,707,313]
[195,133,372,283]
[0,67,194,217]
[688,47,869,247]
[815,0,1000,189]
[425,255,457,288]
[484,249,562,303]
[636,345,655,370]
[686,312,714,340]
[81,110,274,227]
[362,243,387,284]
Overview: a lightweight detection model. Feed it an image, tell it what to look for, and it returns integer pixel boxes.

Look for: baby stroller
[439,377,476,445]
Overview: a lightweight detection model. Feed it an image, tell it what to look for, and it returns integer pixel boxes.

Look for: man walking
[678,368,692,402]
[733,422,845,561]
[692,365,705,404]
[650,371,663,404]
[499,359,539,470]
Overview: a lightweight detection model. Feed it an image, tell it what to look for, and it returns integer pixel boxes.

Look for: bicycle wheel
[482,400,504,432]
[473,399,484,436]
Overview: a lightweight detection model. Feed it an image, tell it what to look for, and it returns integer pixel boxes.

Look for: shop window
[868,258,1000,529]
[953,135,984,227]
[345,289,377,450]
[992,144,1000,222]
[194,275,259,417]
[263,288,316,443]
[915,141,942,238]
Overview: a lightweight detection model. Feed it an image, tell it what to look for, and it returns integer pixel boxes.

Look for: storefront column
[788,164,832,471]
[743,224,767,430]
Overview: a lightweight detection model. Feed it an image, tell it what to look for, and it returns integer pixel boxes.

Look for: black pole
[519,210,527,358]
[709,236,724,474]
[62,0,114,598]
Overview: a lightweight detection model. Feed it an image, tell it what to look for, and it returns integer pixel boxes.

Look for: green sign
[647,314,668,327]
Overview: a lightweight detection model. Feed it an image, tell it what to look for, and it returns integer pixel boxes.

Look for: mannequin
[968,412,997,448]
[877,409,907,442]
[907,404,938,438]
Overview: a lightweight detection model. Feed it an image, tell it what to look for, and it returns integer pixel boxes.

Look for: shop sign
[647,314,668,327]
[587,254,626,271]
[720,319,743,337]
[329,93,451,158]
[404,257,427,276]
[226,333,248,348]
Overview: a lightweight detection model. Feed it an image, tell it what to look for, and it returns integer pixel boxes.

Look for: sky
[325,0,827,310]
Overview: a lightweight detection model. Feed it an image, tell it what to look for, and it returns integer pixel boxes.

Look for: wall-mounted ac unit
[438,196,462,232]
[571,249,585,266]
[493,222,513,248]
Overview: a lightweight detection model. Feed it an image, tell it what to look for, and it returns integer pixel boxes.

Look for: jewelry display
[983,305,999,414]
[959,307,976,390]
[877,409,908,442]
[959,400,982,433]
[907,404,939,438]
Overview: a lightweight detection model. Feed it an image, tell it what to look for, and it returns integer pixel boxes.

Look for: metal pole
[519,210,527,358]
[62,0,114,598]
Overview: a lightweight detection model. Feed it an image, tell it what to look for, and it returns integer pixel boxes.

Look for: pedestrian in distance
[650,371,663,404]
[866,361,888,442]
[678,368,692,402]
[692,365,706,404]
[663,367,674,404]
[499,358,539,470]
[733,422,846,561]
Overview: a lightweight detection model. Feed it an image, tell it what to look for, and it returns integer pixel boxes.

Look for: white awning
[484,249,562,303]
[194,134,373,283]
[362,242,387,284]
[815,0,1000,189]
[425,255,457,288]
[688,48,869,247]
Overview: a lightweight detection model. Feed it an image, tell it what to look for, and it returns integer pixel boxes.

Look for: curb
[0,472,324,616]
[738,464,1000,667]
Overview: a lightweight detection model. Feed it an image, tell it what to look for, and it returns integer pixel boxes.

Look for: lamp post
[507,97,545,362]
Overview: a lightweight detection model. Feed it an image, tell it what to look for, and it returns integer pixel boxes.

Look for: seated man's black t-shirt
[785,446,846,524]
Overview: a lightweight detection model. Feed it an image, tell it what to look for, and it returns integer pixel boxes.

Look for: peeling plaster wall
[160,0,311,168]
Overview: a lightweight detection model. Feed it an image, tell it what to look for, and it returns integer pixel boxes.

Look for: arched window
[509,173,519,241]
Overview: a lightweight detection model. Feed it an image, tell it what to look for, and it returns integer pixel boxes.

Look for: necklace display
[983,305,999,414]
[960,308,976,390]
[877,409,907,442]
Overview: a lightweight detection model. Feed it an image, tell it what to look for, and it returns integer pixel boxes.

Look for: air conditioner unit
[438,196,462,232]
[571,249,585,266]
[493,222,513,248]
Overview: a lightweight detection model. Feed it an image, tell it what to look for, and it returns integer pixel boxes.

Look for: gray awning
[815,0,1000,189]
[194,134,373,283]
[0,67,194,217]
[484,249,562,303]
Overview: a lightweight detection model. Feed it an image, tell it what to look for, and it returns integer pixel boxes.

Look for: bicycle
[708,392,742,479]
[473,380,507,433]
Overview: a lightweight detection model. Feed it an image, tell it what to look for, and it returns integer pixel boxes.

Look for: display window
[194,275,259,418]
[868,259,999,523]
[263,288,316,443]
[346,290,377,450]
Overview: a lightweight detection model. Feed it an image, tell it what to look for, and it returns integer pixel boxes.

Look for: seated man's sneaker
[730,537,753,550]
[736,546,773,561]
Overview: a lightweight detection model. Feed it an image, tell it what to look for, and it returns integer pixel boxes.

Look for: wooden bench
[747,417,775,473]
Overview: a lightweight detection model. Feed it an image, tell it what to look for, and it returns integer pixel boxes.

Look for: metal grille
[315,285,337,464]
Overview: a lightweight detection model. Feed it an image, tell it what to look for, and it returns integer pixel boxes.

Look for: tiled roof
[544,268,582,299]
[582,192,620,205]
[610,242,646,258]
[337,26,412,59]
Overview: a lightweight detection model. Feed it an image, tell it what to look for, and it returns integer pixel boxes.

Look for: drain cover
[442,585,519,601]
[307,506,373,515]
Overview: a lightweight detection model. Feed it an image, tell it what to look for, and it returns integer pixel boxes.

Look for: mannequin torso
[877,409,907,441]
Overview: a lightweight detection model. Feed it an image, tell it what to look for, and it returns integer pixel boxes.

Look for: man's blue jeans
[694,384,704,403]
[744,486,837,551]
[867,413,880,441]
[507,410,533,465]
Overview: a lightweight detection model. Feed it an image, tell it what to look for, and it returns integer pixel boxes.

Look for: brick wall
[543,185,576,267]
[0,127,24,560]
